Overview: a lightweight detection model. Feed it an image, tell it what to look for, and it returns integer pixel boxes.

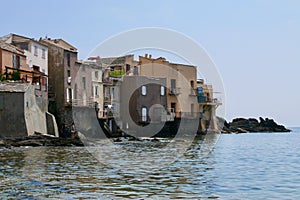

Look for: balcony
[66,98,96,107]
[198,96,222,105]
[169,87,181,95]
[109,69,125,77]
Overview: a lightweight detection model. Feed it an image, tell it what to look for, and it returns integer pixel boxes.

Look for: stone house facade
[137,54,199,119]
[0,34,48,90]
[40,38,79,132]
[0,41,27,76]
[98,55,138,118]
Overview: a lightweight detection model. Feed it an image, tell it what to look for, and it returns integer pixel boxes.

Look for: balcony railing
[169,87,181,95]
[66,98,96,107]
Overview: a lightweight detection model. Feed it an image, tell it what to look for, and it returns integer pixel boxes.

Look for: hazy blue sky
[1,0,299,126]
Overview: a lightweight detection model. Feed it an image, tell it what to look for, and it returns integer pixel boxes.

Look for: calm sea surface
[1,128,300,199]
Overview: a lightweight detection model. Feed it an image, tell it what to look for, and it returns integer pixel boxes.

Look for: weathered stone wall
[24,85,48,135]
[0,92,27,137]
[72,106,105,138]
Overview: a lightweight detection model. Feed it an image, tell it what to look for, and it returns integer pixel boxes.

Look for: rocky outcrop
[0,134,84,148]
[219,117,291,134]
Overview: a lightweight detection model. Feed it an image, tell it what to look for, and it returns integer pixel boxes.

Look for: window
[95,86,99,97]
[67,70,71,84]
[0,94,4,110]
[19,56,22,67]
[13,54,17,68]
[126,64,130,72]
[95,71,98,79]
[160,86,165,96]
[66,88,72,102]
[82,77,86,90]
[171,79,176,93]
[34,46,38,56]
[67,53,70,66]
[33,65,40,72]
[190,80,194,88]
[110,87,115,100]
[42,48,46,59]
[142,107,147,122]
[133,66,138,75]
[141,85,146,96]
[104,87,108,99]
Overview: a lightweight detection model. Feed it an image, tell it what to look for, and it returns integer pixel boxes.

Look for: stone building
[137,54,199,119]
[118,75,167,137]
[40,38,79,133]
[97,54,221,135]
[0,82,58,137]
[0,34,48,92]
[98,55,138,118]
[74,60,103,114]
[0,41,27,76]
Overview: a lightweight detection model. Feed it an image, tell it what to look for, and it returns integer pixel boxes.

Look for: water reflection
[0,134,220,199]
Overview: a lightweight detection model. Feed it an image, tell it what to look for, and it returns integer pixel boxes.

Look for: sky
[1,0,299,126]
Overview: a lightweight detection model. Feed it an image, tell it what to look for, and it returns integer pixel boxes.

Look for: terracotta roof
[0,82,30,92]
[0,41,24,55]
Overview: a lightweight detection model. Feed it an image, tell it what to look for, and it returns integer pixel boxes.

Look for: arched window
[141,85,147,96]
[142,107,147,122]
[160,86,165,96]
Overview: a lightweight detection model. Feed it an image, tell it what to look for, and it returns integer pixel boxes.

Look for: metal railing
[66,98,96,107]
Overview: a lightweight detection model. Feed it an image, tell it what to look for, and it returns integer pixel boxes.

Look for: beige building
[137,54,199,119]
[98,55,138,119]
[74,60,104,117]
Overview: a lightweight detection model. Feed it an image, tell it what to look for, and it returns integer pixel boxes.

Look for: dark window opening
[67,53,70,66]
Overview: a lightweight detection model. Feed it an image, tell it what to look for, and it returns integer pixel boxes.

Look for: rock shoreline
[0,117,292,147]
[220,117,291,134]
[0,134,84,148]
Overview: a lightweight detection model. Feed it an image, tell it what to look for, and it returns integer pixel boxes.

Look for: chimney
[145,53,148,58]
[149,54,152,59]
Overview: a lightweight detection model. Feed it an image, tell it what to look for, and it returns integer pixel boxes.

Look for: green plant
[0,74,4,81]
[109,69,125,77]
[11,71,21,81]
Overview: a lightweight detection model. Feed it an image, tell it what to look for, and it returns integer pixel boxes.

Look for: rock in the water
[218,117,291,134]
